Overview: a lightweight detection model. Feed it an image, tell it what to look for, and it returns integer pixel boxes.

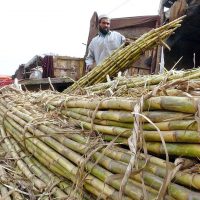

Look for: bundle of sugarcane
[63,16,185,93]
[0,111,199,200]
[83,68,200,96]
[1,88,200,199]
[3,86,200,158]
[0,91,155,200]
[25,87,200,158]
[64,95,200,158]
[0,126,93,200]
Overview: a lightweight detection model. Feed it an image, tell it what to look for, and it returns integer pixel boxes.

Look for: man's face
[99,18,110,34]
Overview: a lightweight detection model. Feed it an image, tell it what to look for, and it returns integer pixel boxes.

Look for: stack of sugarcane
[1,87,200,199]
[3,86,200,158]
[64,16,185,93]
[57,95,200,158]
[0,127,94,200]
[27,86,200,156]
[6,83,200,158]
[83,68,200,96]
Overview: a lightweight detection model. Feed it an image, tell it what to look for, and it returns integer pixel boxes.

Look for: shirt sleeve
[85,41,95,66]
[121,34,126,44]
[115,31,126,45]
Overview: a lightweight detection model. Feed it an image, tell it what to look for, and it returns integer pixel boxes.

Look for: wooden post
[155,0,165,74]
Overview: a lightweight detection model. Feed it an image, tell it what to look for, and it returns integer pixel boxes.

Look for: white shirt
[85,31,125,66]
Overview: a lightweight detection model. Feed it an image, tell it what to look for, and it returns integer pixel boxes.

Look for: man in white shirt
[85,15,126,72]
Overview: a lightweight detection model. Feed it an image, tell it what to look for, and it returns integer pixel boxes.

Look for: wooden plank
[53,56,84,80]
[19,77,73,86]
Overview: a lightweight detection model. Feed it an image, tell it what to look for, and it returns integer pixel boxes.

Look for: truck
[14,0,200,91]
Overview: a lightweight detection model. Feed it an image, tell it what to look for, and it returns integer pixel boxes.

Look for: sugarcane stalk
[137,158,200,191]
[121,68,200,94]
[85,68,200,93]
[65,109,134,128]
[0,127,46,191]
[91,150,200,199]
[63,109,197,142]
[101,134,128,144]
[31,157,94,200]
[70,118,131,137]
[63,97,137,111]
[65,107,134,122]
[131,171,200,200]
[10,137,69,199]
[141,130,200,143]
[83,183,108,200]
[142,120,197,131]
[64,107,193,123]
[35,92,199,117]
[143,96,198,113]
[146,142,200,157]
[39,93,200,116]
[103,147,200,190]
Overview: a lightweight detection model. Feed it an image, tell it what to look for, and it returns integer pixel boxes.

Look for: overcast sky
[0,0,160,75]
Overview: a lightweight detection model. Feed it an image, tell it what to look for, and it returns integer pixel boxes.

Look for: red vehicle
[0,75,13,87]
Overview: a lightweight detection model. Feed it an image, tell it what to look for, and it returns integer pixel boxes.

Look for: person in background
[85,14,127,72]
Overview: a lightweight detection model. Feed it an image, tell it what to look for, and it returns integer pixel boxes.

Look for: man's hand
[86,65,93,73]
[124,38,131,46]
